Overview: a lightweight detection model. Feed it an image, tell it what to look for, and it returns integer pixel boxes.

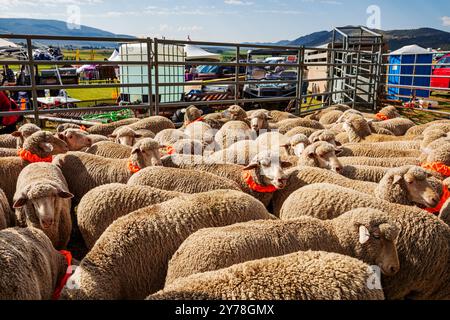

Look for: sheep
[421,143,450,178]
[0,188,13,230]
[0,227,70,300]
[11,123,42,148]
[286,134,311,157]
[405,120,450,137]
[246,108,270,118]
[279,183,450,300]
[342,114,405,143]
[340,165,390,183]
[306,104,351,121]
[77,184,183,249]
[85,141,132,159]
[56,123,84,133]
[171,139,205,156]
[338,143,422,158]
[53,138,162,202]
[183,105,204,127]
[370,118,415,136]
[376,106,401,120]
[274,118,324,135]
[126,116,175,134]
[127,166,242,194]
[227,105,248,122]
[87,118,140,136]
[214,120,254,149]
[85,134,108,145]
[109,126,147,146]
[272,166,377,216]
[248,110,271,135]
[338,157,419,168]
[13,163,73,249]
[309,129,340,147]
[0,147,17,157]
[423,123,450,136]
[319,110,344,125]
[268,110,297,123]
[0,134,17,148]
[56,129,92,151]
[59,190,274,300]
[285,126,317,138]
[0,131,69,205]
[162,150,291,207]
[184,121,217,149]
[255,131,289,153]
[296,141,343,172]
[207,140,258,166]
[165,208,400,285]
[154,129,188,147]
[149,251,385,301]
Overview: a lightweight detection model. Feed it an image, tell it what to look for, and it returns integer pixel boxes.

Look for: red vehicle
[431,54,450,89]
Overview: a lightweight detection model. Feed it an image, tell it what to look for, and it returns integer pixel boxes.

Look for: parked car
[431,54,450,90]
[195,64,246,81]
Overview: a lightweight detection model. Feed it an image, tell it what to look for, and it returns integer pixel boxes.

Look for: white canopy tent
[184,44,221,61]
[0,38,19,49]
[390,44,429,55]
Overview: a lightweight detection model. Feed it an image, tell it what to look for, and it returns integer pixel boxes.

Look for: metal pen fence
[0,33,383,124]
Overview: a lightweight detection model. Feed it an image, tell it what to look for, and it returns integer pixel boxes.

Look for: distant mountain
[264,27,450,51]
[0,18,135,48]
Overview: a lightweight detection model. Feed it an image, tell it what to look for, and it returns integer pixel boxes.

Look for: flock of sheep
[1,103,450,300]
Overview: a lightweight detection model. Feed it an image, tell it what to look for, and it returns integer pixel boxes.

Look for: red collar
[425,185,450,215]
[127,160,141,174]
[80,125,87,132]
[421,162,450,177]
[242,171,278,193]
[191,116,204,124]
[17,148,53,163]
[376,113,390,121]
[52,250,72,300]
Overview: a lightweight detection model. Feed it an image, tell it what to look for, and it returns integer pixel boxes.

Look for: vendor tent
[184,44,220,61]
[0,38,18,49]
[108,49,120,62]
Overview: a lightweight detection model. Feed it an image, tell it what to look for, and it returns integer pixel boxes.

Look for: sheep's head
[379,106,401,119]
[56,123,82,133]
[423,142,450,168]
[130,138,163,168]
[185,122,216,146]
[23,131,69,158]
[57,129,92,151]
[377,166,440,208]
[13,182,73,229]
[12,123,41,148]
[334,208,400,276]
[336,109,364,124]
[243,150,291,190]
[227,105,246,121]
[249,111,272,132]
[300,141,343,173]
[288,134,310,157]
[342,114,372,142]
[184,105,203,124]
[110,126,142,147]
[172,139,205,156]
[420,129,448,152]
[309,130,339,147]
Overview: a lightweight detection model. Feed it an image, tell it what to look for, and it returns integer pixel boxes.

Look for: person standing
[0,90,22,134]
[302,66,309,104]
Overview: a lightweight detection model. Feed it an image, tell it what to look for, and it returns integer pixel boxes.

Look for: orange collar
[166,146,176,155]
[191,116,204,124]
[242,171,278,193]
[376,113,390,121]
[421,162,450,177]
[17,148,53,163]
[425,185,450,215]
[80,125,87,132]
[127,160,141,174]
[53,250,72,300]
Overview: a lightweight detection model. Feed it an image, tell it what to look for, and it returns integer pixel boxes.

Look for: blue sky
[1,0,449,42]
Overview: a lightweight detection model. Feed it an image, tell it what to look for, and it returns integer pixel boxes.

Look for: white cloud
[0,0,102,7]
[442,16,450,27]
[224,0,254,5]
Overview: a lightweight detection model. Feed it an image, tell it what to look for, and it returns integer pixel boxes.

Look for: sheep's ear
[307,149,316,158]
[266,115,273,120]
[335,141,342,147]
[243,163,259,171]
[335,147,344,156]
[13,197,27,209]
[58,191,74,199]
[108,134,117,139]
[57,133,66,141]
[11,131,23,138]
[131,147,140,154]
[39,142,54,153]
[392,175,403,185]
[359,225,371,245]
[134,134,143,139]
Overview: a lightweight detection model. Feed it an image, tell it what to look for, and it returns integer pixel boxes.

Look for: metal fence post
[26,37,39,123]
[235,45,240,105]
[153,38,160,116]
[352,51,361,109]
[295,47,305,116]
[146,37,153,117]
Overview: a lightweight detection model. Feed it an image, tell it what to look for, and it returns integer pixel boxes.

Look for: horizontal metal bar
[383,63,450,67]
[0,83,149,91]
[303,89,354,98]
[24,115,99,126]
[383,51,450,56]
[0,60,149,66]
[0,110,36,117]
[0,33,146,43]
[383,73,449,79]
[383,84,449,91]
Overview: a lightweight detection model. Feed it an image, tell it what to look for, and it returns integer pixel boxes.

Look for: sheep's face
[309,130,338,147]
[13,185,73,229]
[244,151,290,189]
[357,223,400,276]
[305,142,343,173]
[228,105,244,120]
[289,134,309,157]
[32,132,69,155]
[250,113,271,132]
[58,130,92,151]
[132,139,163,167]
[110,128,142,147]
[397,169,440,208]
[12,125,41,148]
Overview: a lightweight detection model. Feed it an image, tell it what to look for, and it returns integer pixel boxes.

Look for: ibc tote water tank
[387,45,433,101]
